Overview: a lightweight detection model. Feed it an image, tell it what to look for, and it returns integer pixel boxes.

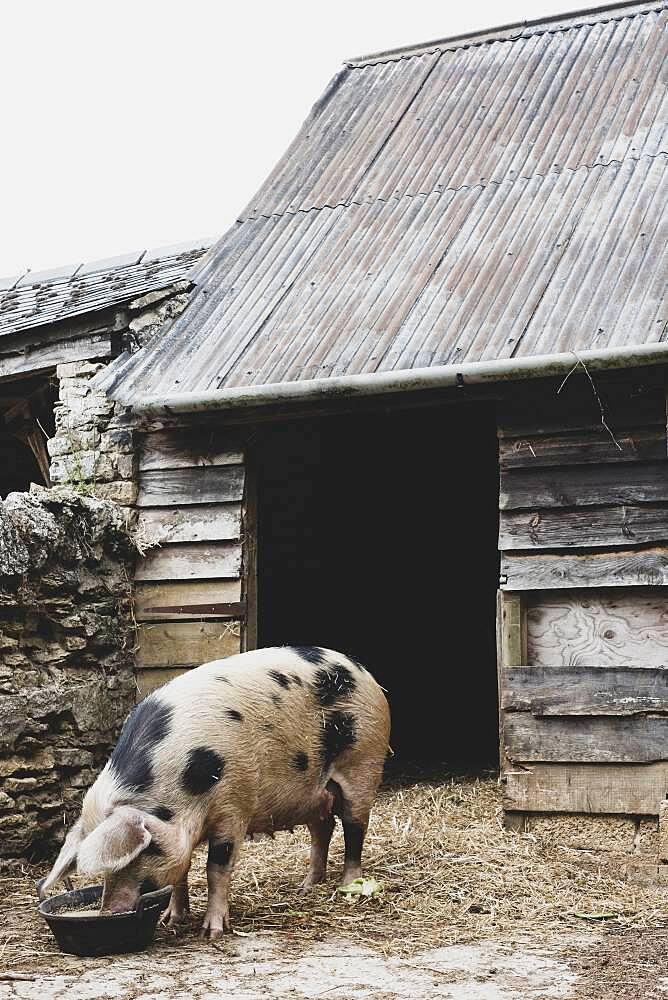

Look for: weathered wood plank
[134,542,242,582]
[0,333,114,378]
[499,504,668,550]
[502,547,668,590]
[504,715,668,763]
[134,579,242,620]
[500,463,668,511]
[136,620,241,669]
[137,504,242,545]
[526,590,668,667]
[503,762,668,814]
[136,668,189,699]
[498,591,525,667]
[137,465,245,507]
[503,666,668,715]
[139,431,244,471]
[499,426,666,470]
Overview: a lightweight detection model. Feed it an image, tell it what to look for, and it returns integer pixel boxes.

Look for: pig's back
[137,647,389,830]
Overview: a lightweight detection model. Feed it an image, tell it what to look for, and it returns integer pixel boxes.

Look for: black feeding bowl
[37,880,172,957]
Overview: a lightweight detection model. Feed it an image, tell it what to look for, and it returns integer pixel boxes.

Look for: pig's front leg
[201,825,244,939]
[161,872,191,928]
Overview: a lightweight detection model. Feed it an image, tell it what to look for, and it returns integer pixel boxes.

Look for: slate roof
[100,1,668,402]
[0,239,212,338]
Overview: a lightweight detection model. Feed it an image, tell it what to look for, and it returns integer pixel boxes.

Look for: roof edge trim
[128,342,668,416]
[346,1,666,65]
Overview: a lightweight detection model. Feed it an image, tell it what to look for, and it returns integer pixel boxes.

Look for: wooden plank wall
[497,367,668,816]
[134,430,247,697]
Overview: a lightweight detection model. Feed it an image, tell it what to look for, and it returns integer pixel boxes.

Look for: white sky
[1,0,618,278]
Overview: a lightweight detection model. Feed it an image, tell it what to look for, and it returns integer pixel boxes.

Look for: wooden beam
[134,542,242,582]
[0,333,114,379]
[500,462,668,510]
[137,465,245,507]
[502,547,668,590]
[499,504,668,551]
[503,762,668,815]
[503,666,668,716]
[504,714,668,764]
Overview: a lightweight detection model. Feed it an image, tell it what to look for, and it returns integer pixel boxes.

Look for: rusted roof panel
[0,239,212,338]
[101,1,668,403]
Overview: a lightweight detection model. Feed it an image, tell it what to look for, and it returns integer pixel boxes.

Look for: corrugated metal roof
[102,1,668,404]
[0,239,212,338]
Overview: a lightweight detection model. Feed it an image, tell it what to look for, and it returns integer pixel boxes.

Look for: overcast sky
[1,0,617,278]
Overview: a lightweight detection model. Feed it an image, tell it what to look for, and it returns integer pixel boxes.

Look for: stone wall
[47,281,191,502]
[0,488,136,857]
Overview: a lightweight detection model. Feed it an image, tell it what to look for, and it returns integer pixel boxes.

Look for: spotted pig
[40,646,391,937]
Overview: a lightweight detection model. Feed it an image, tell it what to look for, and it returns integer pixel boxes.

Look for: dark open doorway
[255,402,500,767]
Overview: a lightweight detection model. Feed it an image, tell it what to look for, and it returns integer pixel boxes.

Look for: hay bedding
[1,772,667,975]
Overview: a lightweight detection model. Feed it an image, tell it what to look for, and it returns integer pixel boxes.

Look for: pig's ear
[77,807,152,875]
[40,820,84,896]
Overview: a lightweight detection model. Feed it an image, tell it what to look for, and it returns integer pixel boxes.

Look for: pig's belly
[246,782,328,834]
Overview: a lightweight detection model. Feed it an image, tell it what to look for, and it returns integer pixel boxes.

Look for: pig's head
[40,805,187,912]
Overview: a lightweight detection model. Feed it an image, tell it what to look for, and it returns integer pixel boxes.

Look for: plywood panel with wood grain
[525,589,668,667]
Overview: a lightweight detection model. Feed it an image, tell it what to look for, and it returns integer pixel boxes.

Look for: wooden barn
[86,0,668,827]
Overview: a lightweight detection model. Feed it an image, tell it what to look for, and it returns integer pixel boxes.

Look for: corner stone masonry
[0,488,136,857]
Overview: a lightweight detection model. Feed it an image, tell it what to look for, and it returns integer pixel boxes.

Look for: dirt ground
[2,772,668,998]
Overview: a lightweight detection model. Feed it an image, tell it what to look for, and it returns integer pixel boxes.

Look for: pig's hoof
[160,906,190,929]
[299,873,325,891]
[201,911,231,939]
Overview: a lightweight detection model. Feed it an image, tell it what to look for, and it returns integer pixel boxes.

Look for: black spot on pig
[208,839,234,867]
[312,663,356,707]
[292,752,309,772]
[149,805,173,822]
[140,877,158,895]
[226,709,243,723]
[182,747,225,795]
[321,711,357,770]
[290,674,303,687]
[271,693,282,707]
[110,696,173,793]
[269,669,291,689]
[293,646,327,665]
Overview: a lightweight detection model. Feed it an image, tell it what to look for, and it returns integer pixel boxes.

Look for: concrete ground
[2,928,668,1000]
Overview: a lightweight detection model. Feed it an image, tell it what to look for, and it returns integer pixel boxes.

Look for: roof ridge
[0,236,214,294]
[346,0,667,66]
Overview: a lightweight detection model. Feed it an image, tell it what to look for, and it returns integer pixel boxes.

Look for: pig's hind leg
[300,815,335,889]
[331,761,384,885]
[201,822,245,939]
